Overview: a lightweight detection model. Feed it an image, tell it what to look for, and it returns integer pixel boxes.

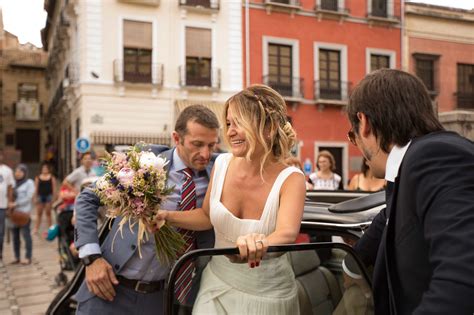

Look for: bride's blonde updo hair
[223,84,297,174]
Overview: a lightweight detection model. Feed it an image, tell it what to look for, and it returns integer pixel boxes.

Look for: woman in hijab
[10,164,35,265]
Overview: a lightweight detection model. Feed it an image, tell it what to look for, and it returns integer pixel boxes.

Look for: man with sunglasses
[346,69,474,315]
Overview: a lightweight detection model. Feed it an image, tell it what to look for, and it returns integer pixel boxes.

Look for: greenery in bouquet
[94,143,185,266]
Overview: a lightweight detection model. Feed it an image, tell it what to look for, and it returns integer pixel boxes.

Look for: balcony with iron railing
[455,92,474,110]
[263,75,304,100]
[118,0,160,6]
[314,0,350,18]
[179,0,219,12]
[264,0,301,15]
[179,66,221,90]
[314,80,351,106]
[113,60,164,86]
[367,0,400,24]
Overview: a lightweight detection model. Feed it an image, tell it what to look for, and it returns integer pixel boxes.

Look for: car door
[47,192,383,315]
[166,242,374,315]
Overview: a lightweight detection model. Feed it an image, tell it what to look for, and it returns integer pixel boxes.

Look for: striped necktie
[175,167,197,304]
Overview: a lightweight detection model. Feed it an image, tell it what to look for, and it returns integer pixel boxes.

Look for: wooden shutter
[186,27,211,58]
[123,20,152,49]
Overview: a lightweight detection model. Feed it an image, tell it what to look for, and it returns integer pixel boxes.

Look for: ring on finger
[255,239,264,246]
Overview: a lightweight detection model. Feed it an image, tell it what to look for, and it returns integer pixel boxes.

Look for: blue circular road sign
[75,137,91,153]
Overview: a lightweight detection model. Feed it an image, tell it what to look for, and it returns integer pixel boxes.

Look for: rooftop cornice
[406,2,474,22]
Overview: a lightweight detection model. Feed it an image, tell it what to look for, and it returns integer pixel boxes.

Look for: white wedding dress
[192,153,302,315]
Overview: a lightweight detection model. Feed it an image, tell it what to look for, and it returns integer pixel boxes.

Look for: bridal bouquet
[94,143,185,266]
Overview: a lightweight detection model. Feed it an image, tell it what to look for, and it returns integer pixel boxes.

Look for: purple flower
[109,174,119,186]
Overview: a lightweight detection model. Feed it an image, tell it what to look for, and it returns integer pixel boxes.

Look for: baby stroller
[52,202,80,286]
[52,177,101,286]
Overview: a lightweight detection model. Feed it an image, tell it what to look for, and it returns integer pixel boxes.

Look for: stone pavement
[0,222,74,315]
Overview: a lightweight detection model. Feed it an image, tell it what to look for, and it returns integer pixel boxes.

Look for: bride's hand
[147,210,168,233]
[235,233,269,268]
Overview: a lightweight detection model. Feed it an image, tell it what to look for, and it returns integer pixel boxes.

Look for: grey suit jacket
[74,145,216,303]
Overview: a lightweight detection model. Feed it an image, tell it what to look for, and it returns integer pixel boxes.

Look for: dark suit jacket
[354,131,474,315]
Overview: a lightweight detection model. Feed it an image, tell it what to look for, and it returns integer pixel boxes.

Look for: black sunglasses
[347,129,357,146]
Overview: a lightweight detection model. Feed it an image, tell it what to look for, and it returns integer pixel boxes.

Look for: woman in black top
[348,158,385,192]
[33,163,57,234]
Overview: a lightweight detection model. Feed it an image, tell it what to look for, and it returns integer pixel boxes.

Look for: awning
[175,99,225,126]
[90,131,171,146]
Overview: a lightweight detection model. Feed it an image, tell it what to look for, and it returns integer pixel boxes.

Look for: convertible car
[47,190,384,315]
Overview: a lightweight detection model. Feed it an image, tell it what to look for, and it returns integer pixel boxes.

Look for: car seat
[290,250,342,315]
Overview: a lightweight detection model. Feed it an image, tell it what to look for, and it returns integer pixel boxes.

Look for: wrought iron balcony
[263,75,304,99]
[118,0,160,6]
[455,92,474,110]
[179,0,219,10]
[314,1,350,16]
[265,0,300,6]
[113,60,164,86]
[264,0,301,15]
[367,0,400,23]
[179,66,221,90]
[314,80,351,103]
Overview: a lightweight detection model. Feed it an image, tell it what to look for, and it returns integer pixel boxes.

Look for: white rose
[154,156,167,171]
[96,176,109,190]
[139,152,158,169]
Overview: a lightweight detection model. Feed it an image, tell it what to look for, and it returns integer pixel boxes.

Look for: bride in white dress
[156,85,306,314]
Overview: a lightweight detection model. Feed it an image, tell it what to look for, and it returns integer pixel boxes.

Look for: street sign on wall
[75,137,90,153]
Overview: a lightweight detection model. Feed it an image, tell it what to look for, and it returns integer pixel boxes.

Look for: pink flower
[112,152,128,171]
[105,188,121,203]
[117,167,135,187]
[113,152,127,164]
[132,198,145,216]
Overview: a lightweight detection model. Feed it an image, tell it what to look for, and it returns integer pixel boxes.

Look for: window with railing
[18,83,38,100]
[416,59,434,91]
[371,0,388,18]
[185,0,209,5]
[457,63,474,109]
[267,43,294,97]
[123,48,152,83]
[16,83,40,121]
[185,27,212,87]
[186,57,211,86]
[271,0,292,4]
[413,54,439,94]
[321,0,338,11]
[180,0,218,9]
[367,0,399,21]
[123,20,152,83]
[318,49,342,100]
[370,54,390,72]
[264,0,301,15]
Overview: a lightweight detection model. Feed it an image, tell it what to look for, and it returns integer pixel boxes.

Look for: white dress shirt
[385,141,411,183]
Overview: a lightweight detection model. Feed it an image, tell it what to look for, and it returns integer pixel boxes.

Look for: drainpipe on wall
[400,0,406,71]
[245,0,250,87]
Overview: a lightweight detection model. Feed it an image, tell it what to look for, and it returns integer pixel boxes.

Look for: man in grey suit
[74,105,220,314]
